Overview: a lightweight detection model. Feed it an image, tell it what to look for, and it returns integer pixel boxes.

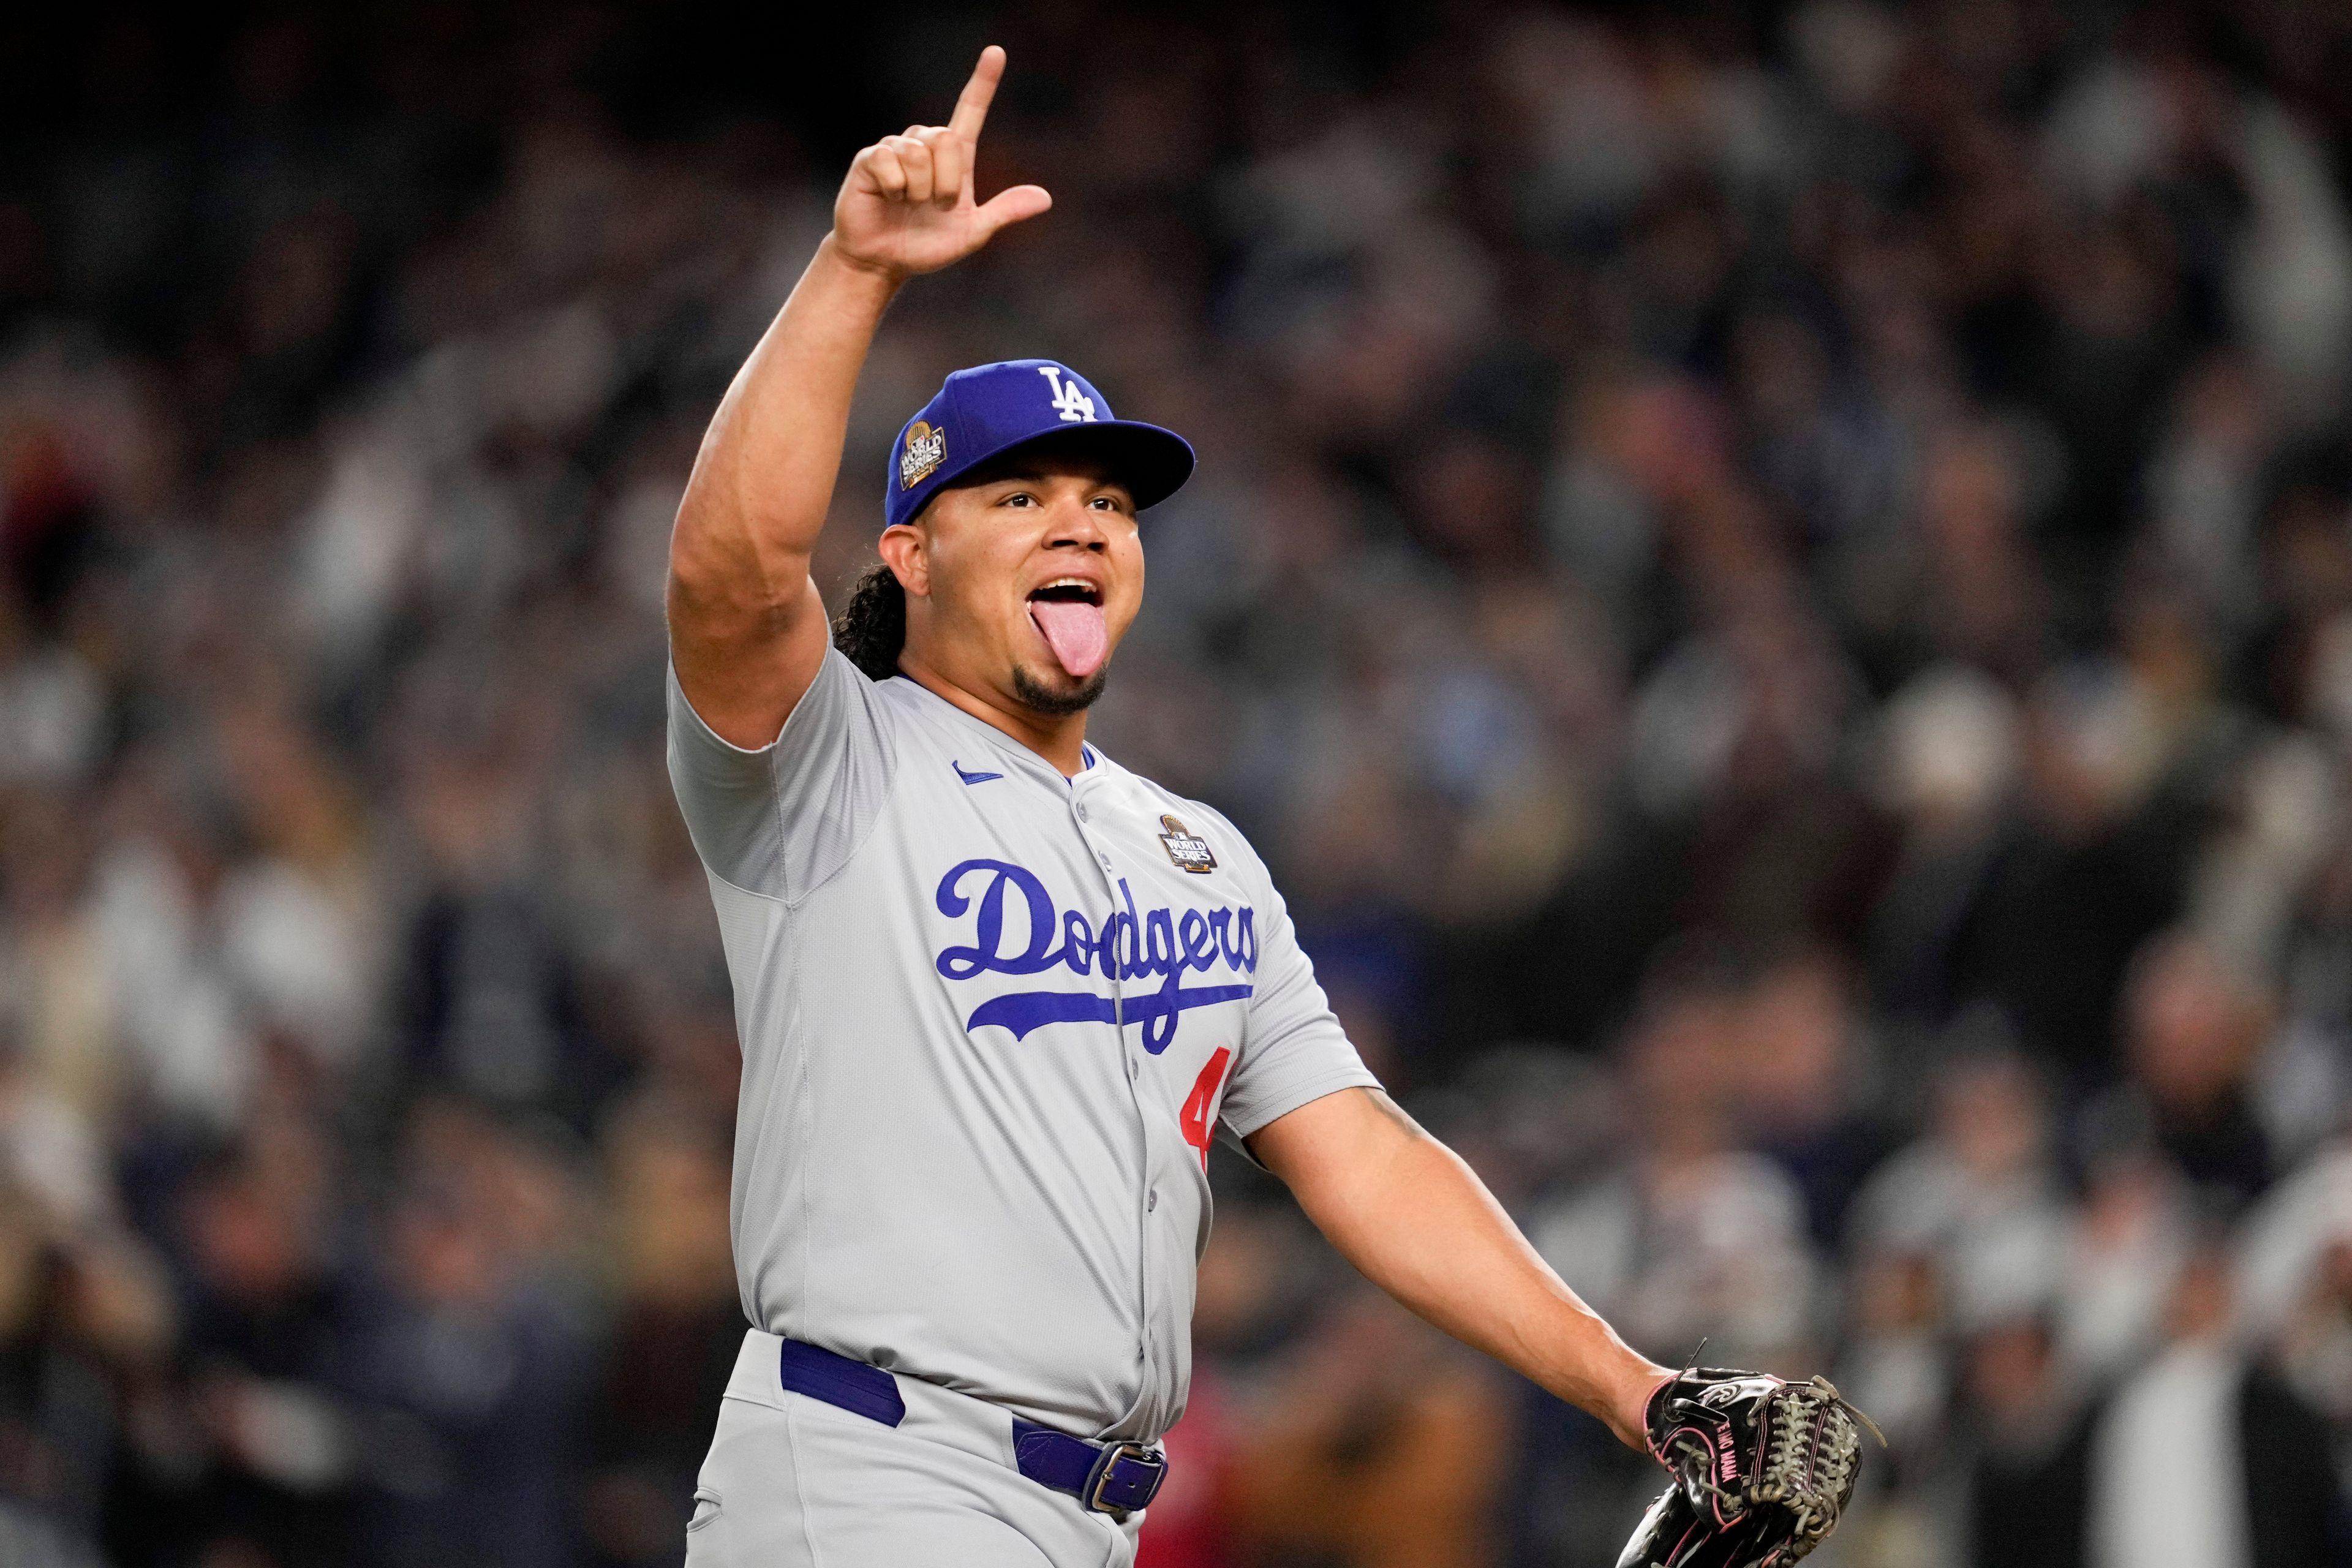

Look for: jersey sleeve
[665,646,897,902]
[1203,821,1381,1144]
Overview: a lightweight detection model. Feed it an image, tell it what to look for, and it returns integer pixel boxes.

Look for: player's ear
[878,521,929,598]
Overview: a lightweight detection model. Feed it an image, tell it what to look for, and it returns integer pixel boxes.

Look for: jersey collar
[889,676,1109,787]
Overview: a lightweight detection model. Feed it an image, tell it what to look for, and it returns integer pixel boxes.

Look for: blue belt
[775,1336,1169,1515]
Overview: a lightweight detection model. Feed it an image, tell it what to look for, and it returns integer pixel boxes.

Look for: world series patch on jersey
[1156,816,1216,873]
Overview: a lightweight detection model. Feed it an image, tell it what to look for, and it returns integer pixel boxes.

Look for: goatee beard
[1012,663,1108,717]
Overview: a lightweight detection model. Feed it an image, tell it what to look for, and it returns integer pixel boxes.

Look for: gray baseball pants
[684,1330,1144,1568]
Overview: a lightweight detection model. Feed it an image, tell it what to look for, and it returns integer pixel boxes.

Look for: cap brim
[961,421,1196,513]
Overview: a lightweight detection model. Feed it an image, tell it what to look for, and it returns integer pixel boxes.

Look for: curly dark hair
[832,561,907,680]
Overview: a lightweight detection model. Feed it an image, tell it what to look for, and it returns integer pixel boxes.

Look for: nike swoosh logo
[952,761,1004,785]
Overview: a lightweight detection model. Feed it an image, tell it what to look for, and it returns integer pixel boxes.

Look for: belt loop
[776,1336,907,1427]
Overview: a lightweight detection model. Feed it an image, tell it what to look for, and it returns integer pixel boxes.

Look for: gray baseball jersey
[666,647,1378,1444]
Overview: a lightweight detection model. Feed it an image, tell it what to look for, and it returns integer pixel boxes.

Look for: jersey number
[1179,1047,1233,1169]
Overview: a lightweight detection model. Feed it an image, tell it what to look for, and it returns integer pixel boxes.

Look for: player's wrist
[1609,1359,1678,1455]
[815,232,914,292]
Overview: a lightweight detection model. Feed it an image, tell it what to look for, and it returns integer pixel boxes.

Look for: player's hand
[832,45,1051,280]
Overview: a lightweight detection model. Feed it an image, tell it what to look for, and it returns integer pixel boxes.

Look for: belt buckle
[1084,1441,1167,1515]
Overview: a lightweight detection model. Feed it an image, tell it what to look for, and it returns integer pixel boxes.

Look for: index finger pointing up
[948,45,1007,143]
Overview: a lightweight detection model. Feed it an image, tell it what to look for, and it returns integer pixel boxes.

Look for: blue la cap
[884,359,1195,532]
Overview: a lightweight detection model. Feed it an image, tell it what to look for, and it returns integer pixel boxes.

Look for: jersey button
[1147,1190,1158,1212]
[1076,805,1090,822]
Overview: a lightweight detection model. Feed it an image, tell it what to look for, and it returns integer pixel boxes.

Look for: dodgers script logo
[933,859,1254,1054]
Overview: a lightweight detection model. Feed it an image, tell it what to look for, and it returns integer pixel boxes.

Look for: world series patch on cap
[884,359,1196,532]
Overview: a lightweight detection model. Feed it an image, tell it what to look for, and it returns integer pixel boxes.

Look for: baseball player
[665,47,1864,1568]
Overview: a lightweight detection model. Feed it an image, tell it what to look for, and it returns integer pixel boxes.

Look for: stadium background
[3,2,2352,1564]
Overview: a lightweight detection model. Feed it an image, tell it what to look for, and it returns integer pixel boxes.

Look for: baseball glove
[1615,1368,1877,1568]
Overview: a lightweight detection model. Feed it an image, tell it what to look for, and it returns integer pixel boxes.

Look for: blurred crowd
[7,2,2352,1565]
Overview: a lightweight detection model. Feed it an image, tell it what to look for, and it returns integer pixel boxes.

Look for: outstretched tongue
[1030,598,1109,680]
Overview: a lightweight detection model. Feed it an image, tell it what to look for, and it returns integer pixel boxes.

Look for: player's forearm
[1327,1134,1666,1449]
[1254,1088,1669,1449]
[671,236,898,618]
[666,239,899,740]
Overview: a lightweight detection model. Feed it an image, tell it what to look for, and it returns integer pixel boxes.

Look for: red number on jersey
[1179,1047,1233,1169]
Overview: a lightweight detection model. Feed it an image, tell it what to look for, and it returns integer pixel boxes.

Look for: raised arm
[1247,1085,1671,1450]
[666,45,1050,747]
